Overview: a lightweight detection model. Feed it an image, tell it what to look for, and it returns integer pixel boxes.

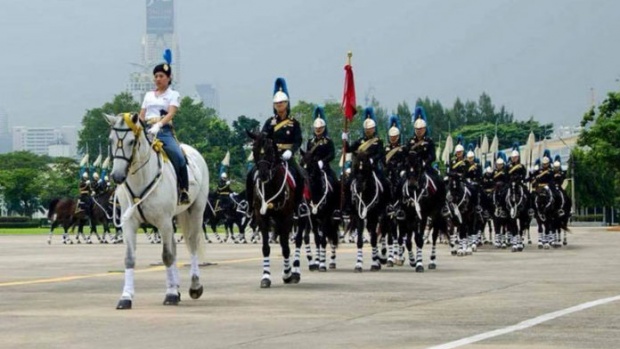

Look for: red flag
[342,64,357,121]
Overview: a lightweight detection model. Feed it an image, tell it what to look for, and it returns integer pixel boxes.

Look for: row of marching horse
[47,161,572,276]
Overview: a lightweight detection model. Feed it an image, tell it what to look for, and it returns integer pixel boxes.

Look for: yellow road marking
[0,247,361,288]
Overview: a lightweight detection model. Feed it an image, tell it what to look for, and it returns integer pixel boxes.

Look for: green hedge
[0,216,31,223]
[572,214,604,222]
[0,221,41,228]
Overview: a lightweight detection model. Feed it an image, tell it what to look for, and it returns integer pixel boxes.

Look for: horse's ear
[246,129,257,140]
[103,113,118,126]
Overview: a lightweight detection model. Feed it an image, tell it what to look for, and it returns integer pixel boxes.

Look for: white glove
[400,170,406,178]
[341,132,348,141]
[226,181,231,185]
[148,122,163,135]
[318,160,324,169]
[282,150,292,161]
[369,158,374,165]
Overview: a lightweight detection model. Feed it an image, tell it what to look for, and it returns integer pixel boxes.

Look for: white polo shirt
[141,88,181,121]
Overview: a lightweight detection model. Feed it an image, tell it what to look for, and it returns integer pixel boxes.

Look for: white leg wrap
[190,254,200,278]
[122,268,135,299]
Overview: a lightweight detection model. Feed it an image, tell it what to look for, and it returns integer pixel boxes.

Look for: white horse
[104,113,209,309]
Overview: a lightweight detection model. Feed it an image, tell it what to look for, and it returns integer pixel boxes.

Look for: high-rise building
[12,126,78,157]
[195,84,220,114]
[128,0,180,102]
[0,108,11,154]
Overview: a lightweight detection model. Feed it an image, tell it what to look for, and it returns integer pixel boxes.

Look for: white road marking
[427,295,620,349]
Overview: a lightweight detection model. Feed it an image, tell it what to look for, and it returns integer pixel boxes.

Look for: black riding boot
[178,165,190,205]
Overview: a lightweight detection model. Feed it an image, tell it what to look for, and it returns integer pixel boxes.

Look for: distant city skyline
[1,1,619,130]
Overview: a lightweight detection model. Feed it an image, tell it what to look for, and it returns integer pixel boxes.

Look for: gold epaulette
[277,143,293,150]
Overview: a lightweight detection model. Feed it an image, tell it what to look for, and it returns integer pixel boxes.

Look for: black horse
[86,189,121,244]
[349,151,388,272]
[247,131,298,288]
[446,173,476,256]
[503,180,531,252]
[300,149,340,271]
[401,150,448,271]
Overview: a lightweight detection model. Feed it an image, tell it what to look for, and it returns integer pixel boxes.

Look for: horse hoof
[543,244,550,250]
[511,246,517,252]
[451,250,457,256]
[415,265,424,273]
[329,263,336,270]
[517,246,524,252]
[290,273,301,284]
[260,278,271,288]
[387,260,394,268]
[457,250,465,257]
[163,293,180,306]
[379,258,387,265]
[283,274,293,284]
[370,264,381,272]
[189,285,203,300]
[538,244,543,249]
[309,264,319,272]
[563,241,568,246]
[354,266,363,273]
[528,240,532,245]
[116,299,132,310]
[429,263,436,270]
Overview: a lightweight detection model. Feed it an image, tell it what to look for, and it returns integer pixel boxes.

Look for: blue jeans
[156,125,188,191]
[157,125,186,170]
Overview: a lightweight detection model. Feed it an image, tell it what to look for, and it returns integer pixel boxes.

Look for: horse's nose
[111,173,125,184]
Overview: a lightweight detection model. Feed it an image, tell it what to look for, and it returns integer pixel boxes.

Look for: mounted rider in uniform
[246,78,305,218]
[384,115,406,218]
[305,106,340,218]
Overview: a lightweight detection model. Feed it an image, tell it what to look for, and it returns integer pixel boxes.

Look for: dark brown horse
[46,197,89,244]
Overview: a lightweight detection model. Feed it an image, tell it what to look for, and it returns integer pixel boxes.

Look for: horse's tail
[48,198,60,221]
[177,209,207,262]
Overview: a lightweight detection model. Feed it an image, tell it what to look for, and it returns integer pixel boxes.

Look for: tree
[571,148,617,208]
[0,152,48,217]
[78,92,140,161]
[451,119,553,150]
[37,157,80,208]
[579,91,620,174]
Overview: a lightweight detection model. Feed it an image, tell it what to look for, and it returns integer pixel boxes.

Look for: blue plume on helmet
[218,163,227,178]
[466,143,475,153]
[273,77,289,98]
[313,106,328,136]
[484,160,492,168]
[273,77,290,114]
[497,151,507,163]
[388,114,401,133]
[163,49,172,65]
[554,155,562,164]
[543,149,551,160]
[412,105,431,136]
[534,158,541,166]
[362,107,377,133]
[456,135,464,146]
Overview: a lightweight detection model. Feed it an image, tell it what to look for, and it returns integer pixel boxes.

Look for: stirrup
[396,209,406,221]
[558,209,565,217]
[332,210,342,221]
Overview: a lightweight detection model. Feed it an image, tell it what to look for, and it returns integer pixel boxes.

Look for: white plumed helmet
[93,172,99,180]
[466,151,475,159]
[82,172,88,179]
[542,157,550,164]
[388,126,400,137]
[363,118,376,129]
[273,91,288,103]
[313,118,326,128]
[486,166,493,174]
[414,118,427,129]
[511,150,519,157]
[496,158,505,165]
[454,144,464,153]
[221,172,227,179]
[553,161,561,168]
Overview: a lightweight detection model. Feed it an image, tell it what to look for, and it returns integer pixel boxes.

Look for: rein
[255,161,290,215]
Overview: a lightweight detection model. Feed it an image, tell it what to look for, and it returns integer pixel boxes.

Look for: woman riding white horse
[105,50,209,309]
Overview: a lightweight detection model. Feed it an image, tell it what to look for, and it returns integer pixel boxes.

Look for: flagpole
[340,51,353,213]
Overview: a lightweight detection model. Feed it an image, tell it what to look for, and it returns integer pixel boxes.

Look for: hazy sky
[1,0,619,129]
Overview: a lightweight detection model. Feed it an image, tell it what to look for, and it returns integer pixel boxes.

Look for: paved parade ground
[1,227,619,349]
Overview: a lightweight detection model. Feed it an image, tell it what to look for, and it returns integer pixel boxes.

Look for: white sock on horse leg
[166,265,179,292]
[122,269,135,299]
[190,254,199,278]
